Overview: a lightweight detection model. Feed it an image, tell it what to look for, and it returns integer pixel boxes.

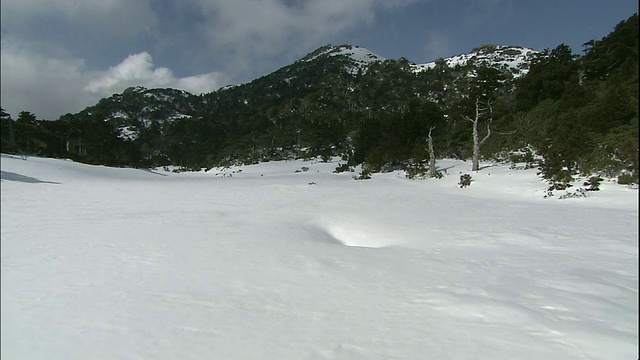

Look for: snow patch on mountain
[331,45,385,65]
[118,125,139,141]
[413,45,539,77]
[301,44,386,74]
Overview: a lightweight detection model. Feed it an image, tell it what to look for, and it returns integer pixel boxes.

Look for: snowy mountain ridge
[412,45,540,77]
[76,43,542,145]
[300,43,539,77]
[300,44,386,74]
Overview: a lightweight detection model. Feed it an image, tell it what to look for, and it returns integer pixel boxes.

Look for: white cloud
[177,73,230,95]
[86,53,173,94]
[86,52,227,97]
[1,41,227,119]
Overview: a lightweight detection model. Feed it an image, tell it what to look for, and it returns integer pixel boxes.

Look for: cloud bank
[1,42,226,119]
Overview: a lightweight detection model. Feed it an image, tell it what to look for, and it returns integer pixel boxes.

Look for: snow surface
[1,154,638,359]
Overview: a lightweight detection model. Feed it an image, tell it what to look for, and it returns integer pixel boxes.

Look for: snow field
[1,154,638,359]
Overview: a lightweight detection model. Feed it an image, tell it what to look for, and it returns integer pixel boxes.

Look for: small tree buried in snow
[583,176,603,191]
[354,166,372,180]
[459,174,473,188]
[333,163,353,173]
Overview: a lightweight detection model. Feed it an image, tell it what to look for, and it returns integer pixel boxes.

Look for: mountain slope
[78,86,205,141]
[301,44,386,73]
[412,45,539,78]
[56,43,537,166]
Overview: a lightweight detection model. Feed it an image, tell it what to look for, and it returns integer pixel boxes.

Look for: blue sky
[1,0,637,119]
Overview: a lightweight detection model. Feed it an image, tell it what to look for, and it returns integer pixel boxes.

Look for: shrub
[559,188,588,199]
[618,173,638,185]
[509,148,536,169]
[459,174,472,188]
[545,181,573,197]
[405,164,427,180]
[354,167,372,180]
[583,176,603,191]
[333,163,352,173]
[432,171,444,179]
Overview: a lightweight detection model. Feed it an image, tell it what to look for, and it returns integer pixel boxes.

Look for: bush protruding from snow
[459,174,472,188]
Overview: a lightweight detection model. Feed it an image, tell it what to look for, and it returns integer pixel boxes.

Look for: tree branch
[479,119,492,146]
[494,129,517,135]
[462,115,474,123]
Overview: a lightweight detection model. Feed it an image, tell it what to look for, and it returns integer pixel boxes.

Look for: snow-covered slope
[301,44,386,74]
[413,45,539,77]
[302,44,385,64]
[1,154,637,359]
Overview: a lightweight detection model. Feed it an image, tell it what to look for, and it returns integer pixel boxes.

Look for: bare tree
[427,126,437,178]
[463,98,492,171]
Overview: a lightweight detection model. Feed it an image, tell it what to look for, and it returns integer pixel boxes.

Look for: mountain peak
[300,44,385,73]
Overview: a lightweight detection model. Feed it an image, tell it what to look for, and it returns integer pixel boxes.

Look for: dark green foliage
[459,174,472,188]
[405,161,443,180]
[0,108,17,153]
[583,176,604,191]
[516,44,579,112]
[519,14,638,183]
[333,163,352,173]
[508,148,536,169]
[582,14,638,81]
[617,173,638,185]
[544,178,573,198]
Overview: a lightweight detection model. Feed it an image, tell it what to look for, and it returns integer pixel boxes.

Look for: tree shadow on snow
[140,169,168,177]
[478,164,497,170]
[0,171,60,184]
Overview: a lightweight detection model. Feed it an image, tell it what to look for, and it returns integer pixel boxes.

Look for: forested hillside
[1,14,637,185]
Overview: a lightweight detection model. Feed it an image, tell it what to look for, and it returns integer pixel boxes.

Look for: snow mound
[308,220,394,248]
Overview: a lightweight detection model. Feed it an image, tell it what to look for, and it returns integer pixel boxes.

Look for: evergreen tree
[0,108,17,153]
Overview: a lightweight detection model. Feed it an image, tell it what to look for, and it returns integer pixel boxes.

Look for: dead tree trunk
[427,126,437,178]
[463,98,492,171]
